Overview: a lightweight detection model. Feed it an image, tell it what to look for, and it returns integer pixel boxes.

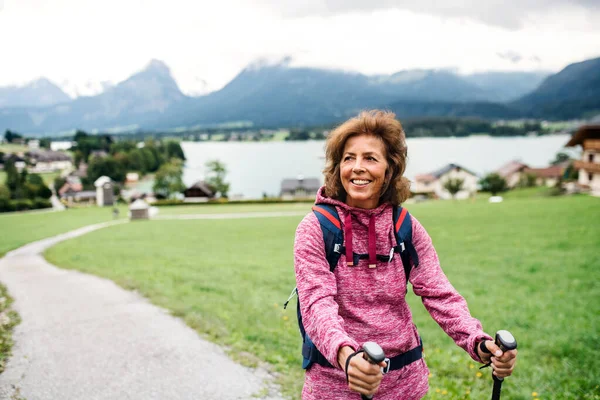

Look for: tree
[479,173,508,196]
[4,130,23,143]
[39,138,51,149]
[153,159,186,199]
[24,174,52,199]
[443,177,464,199]
[550,152,571,166]
[205,159,230,198]
[88,156,126,183]
[54,176,67,193]
[0,184,10,211]
[165,141,186,161]
[4,157,21,199]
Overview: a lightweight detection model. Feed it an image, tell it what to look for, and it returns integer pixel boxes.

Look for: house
[28,139,40,150]
[495,160,529,188]
[126,172,139,183]
[58,180,83,197]
[94,176,114,206]
[90,150,109,159]
[1,154,27,172]
[27,150,73,173]
[413,163,478,199]
[522,165,565,187]
[280,176,321,200]
[183,181,214,203]
[59,176,95,205]
[565,125,600,196]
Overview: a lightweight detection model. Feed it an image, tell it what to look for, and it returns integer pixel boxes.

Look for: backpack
[284,203,420,370]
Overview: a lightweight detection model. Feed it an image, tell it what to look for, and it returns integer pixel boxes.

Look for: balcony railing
[574,160,600,173]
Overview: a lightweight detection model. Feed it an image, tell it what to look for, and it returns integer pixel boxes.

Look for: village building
[413,163,479,200]
[495,160,529,188]
[58,176,95,205]
[1,154,27,172]
[126,172,140,183]
[280,176,321,200]
[522,165,566,187]
[27,150,73,173]
[566,125,600,196]
[183,181,214,203]
[27,139,40,150]
[94,176,115,206]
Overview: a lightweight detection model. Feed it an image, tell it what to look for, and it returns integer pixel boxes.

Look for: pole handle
[490,330,517,400]
[360,342,385,400]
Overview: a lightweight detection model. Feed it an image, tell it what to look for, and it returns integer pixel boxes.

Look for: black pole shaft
[491,376,503,400]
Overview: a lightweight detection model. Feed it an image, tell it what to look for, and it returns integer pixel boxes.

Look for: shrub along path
[0,214,292,400]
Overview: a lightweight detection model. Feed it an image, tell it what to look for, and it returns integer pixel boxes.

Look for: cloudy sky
[1,0,599,97]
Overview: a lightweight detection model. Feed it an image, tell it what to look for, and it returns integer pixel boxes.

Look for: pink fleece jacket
[294,188,492,399]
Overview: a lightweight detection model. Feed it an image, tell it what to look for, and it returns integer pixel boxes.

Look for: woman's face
[340,134,389,209]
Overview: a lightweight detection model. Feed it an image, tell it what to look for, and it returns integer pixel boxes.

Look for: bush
[479,173,508,196]
[13,199,33,211]
[32,198,52,209]
[0,198,15,212]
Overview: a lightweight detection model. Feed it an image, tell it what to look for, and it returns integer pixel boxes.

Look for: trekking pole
[490,330,517,400]
[361,342,386,400]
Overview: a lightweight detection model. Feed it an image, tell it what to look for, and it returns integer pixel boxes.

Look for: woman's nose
[352,159,365,172]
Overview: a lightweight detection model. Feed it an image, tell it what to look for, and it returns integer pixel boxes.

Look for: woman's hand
[338,346,386,396]
[477,341,518,379]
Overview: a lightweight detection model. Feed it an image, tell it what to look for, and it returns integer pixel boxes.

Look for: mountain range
[0,57,598,135]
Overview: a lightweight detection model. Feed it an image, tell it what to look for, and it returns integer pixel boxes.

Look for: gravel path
[0,216,290,400]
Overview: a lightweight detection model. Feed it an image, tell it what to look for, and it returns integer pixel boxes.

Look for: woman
[293,110,517,399]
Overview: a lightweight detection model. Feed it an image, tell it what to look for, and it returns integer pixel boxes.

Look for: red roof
[565,125,600,147]
[59,182,83,196]
[496,160,529,177]
[524,165,564,179]
[414,174,436,182]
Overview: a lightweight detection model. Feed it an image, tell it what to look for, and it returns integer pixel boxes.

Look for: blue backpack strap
[312,204,344,272]
[393,205,419,283]
[295,204,344,370]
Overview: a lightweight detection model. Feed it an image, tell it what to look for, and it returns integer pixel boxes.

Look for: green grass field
[40,195,600,399]
[0,144,28,154]
[0,205,129,257]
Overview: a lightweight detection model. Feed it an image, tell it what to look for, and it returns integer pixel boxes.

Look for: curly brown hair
[323,110,411,205]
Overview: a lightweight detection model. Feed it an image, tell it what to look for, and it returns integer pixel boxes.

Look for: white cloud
[0,0,599,96]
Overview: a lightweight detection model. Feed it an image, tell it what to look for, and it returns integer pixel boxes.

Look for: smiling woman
[293,110,517,400]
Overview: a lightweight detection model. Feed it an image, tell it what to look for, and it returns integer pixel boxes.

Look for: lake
[181,134,574,199]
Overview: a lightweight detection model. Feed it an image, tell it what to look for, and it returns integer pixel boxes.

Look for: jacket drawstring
[344,212,378,268]
[368,215,377,268]
[344,213,354,266]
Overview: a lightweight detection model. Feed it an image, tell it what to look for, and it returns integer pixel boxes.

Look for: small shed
[129,199,150,220]
[183,181,214,203]
[95,176,114,206]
